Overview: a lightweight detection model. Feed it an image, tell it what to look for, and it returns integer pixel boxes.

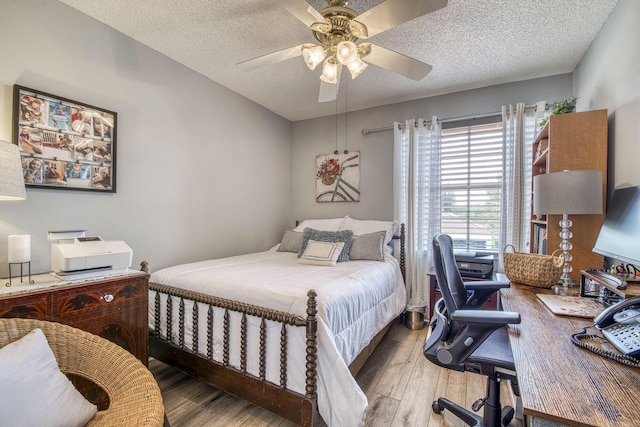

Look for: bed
[145,217,406,426]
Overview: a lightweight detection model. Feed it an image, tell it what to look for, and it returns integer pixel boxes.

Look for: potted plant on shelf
[539,98,577,128]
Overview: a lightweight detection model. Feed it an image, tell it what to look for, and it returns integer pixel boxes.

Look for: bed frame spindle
[241,313,247,372]
[207,305,213,359]
[165,294,172,342]
[305,290,318,401]
[192,302,199,354]
[178,297,185,349]
[153,291,161,339]
[280,324,288,389]
[259,318,267,381]
[223,309,230,366]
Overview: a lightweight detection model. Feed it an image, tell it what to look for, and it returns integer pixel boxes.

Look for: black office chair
[424,234,521,427]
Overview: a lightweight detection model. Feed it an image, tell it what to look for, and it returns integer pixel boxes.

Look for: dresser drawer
[0,294,49,319]
[52,278,146,321]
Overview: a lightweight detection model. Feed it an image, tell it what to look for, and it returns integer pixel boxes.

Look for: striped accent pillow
[298,240,345,266]
[298,228,353,262]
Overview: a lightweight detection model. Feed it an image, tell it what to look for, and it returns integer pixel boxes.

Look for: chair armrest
[451,309,521,325]
[460,280,510,310]
[463,280,511,291]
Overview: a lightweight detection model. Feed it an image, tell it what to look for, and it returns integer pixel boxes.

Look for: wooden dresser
[0,271,149,366]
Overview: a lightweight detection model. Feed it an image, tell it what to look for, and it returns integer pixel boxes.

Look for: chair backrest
[433,234,468,314]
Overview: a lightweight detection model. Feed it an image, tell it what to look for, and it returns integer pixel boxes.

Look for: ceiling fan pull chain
[334,94,339,155]
[344,80,349,154]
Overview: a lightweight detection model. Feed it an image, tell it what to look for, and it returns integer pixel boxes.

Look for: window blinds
[440,122,504,252]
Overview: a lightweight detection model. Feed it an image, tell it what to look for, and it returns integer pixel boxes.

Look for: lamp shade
[320,57,339,84]
[336,41,358,65]
[301,44,326,70]
[0,140,26,201]
[8,234,30,263]
[533,170,602,216]
[346,55,368,79]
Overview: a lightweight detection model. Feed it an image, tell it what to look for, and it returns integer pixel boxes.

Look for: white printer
[51,236,132,280]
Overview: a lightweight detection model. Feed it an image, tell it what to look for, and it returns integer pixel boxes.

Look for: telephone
[594,296,640,357]
[571,296,640,367]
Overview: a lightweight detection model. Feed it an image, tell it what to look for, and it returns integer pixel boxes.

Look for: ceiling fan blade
[364,44,432,81]
[318,66,342,103]
[355,0,448,38]
[276,0,328,28]
[237,44,305,72]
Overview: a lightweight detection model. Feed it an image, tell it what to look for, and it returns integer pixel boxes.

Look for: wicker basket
[502,245,564,288]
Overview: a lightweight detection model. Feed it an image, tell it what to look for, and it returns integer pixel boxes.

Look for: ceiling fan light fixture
[320,57,339,84]
[302,44,326,70]
[336,41,358,65]
[346,55,367,79]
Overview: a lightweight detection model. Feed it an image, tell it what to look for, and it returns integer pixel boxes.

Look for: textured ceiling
[58,0,618,122]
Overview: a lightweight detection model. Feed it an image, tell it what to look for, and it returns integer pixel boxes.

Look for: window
[440,121,504,252]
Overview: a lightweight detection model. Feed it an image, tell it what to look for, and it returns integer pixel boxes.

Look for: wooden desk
[501,283,640,427]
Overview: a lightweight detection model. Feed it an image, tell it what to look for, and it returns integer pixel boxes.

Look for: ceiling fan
[237,0,448,102]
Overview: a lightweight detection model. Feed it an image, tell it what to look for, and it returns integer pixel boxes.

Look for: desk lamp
[534,170,602,286]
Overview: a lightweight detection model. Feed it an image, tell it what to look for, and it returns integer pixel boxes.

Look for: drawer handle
[102,294,114,303]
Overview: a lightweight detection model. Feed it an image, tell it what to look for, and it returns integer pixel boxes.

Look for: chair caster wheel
[502,406,515,426]
[432,400,443,415]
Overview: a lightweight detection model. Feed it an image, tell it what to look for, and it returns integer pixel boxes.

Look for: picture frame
[315,152,360,202]
[12,85,117,193]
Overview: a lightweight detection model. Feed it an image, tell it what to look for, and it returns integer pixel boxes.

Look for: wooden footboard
[148,282,320,426]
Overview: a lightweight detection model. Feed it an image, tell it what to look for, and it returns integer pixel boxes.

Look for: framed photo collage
[12,85,117,193]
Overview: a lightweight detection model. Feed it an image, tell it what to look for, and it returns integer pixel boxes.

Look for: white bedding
[149,248,406,427]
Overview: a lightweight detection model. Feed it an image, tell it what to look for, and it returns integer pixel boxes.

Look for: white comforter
[149,249,406,427]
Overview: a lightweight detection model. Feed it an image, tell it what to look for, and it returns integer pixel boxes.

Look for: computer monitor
[593,185,640,266]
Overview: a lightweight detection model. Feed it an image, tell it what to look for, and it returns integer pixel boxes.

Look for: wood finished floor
[150,320,522,427]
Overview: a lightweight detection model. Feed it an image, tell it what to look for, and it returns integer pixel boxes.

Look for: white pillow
[298,240,345,266]
[293,216,347,232]
[0,328,97,427]
[340,216,398,245]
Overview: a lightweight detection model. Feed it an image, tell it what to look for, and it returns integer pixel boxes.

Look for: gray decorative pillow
[349,231,386,261]
[298,228,353,262]
[277,229,303,253]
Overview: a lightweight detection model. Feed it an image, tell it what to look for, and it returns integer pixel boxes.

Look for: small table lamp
[534,170,603,286]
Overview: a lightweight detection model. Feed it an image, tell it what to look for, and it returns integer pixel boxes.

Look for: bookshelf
[529,110,608,282]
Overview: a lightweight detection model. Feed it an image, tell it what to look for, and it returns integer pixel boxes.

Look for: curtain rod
[361,103,543,136]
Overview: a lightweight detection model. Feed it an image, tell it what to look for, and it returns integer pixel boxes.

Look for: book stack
[532,224,547,254]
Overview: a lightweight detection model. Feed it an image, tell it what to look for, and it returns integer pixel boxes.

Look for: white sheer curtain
[499,102,548,269]
[393,117,441,308]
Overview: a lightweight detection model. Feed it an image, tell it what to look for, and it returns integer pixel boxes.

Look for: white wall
[0,0,292,276]
[573,0,640,193]
[291,75,574,222]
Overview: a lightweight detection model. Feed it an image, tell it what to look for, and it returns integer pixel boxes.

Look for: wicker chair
[0,318,164,427]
